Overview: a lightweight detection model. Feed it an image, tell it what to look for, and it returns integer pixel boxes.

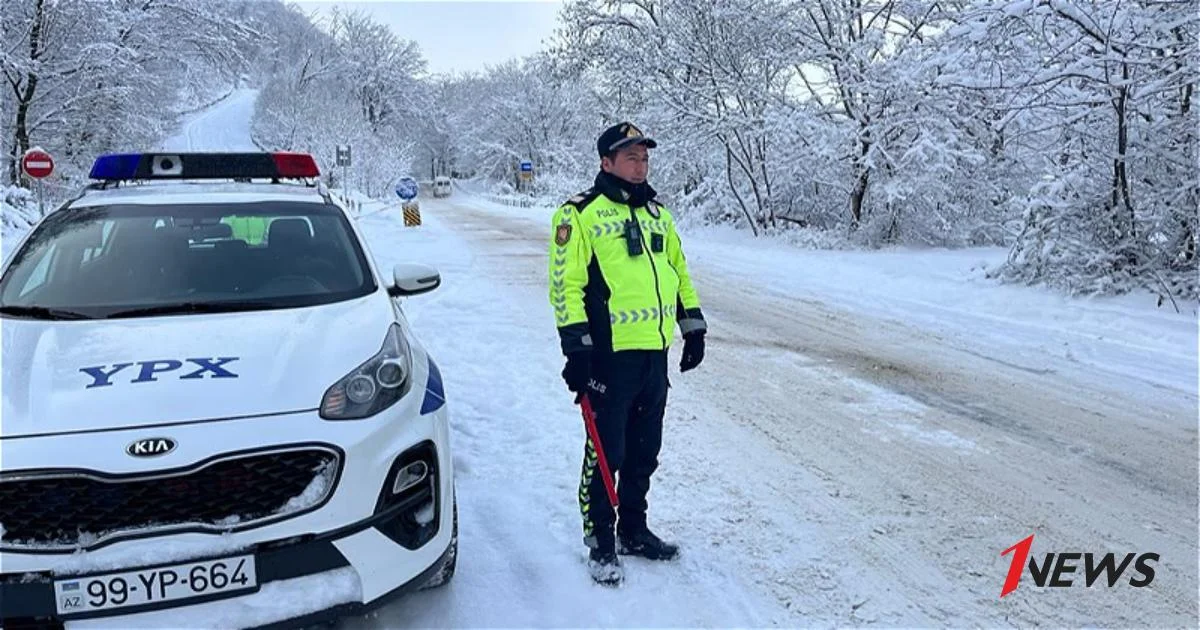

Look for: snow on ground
[158,89,260,153]
[357,192,1197,628]
[344,202,784,628]
[1,186,40,265]
[681,224,1196,400]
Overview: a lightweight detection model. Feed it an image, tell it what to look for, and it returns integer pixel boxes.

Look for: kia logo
[126,438,177,458]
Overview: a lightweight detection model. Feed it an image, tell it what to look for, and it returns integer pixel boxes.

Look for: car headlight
[320,324,413,420]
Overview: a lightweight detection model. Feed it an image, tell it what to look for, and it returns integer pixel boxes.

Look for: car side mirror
[388,263,440,297]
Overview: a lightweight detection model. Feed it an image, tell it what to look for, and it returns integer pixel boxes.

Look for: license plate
[54,554,257,616]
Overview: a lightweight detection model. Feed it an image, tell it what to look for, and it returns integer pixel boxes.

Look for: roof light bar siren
[88,152,321,182]
[88,153,141,180]
[271,152,321,179]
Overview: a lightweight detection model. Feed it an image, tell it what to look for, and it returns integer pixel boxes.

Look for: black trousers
[579,349,668,548]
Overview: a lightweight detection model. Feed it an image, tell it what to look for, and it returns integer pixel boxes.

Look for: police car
[0,152,457,628]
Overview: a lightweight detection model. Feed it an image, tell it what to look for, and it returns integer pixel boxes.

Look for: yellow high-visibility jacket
[549,188,705,355]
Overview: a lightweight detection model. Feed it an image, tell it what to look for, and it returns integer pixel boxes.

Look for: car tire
[420,493,457,589]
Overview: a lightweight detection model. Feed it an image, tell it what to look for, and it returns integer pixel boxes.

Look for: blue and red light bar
[89,152,320,181]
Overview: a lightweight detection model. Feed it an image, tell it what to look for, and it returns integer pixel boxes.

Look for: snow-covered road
[158,89,261,153]
[352,196,1195,628]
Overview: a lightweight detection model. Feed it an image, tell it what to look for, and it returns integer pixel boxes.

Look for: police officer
[548,122,707,585]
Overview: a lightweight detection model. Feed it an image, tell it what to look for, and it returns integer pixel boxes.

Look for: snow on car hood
[1,295,396,437]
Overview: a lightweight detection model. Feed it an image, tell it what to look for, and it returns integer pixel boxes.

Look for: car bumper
[0,358,453,629]
[1,513,454,629]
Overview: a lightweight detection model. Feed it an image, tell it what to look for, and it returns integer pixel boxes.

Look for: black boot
[618,527,679,561]
[586,531,623,585]
[588,548,624,585]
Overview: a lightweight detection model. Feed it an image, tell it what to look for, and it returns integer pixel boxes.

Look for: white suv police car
[0,152,456,628]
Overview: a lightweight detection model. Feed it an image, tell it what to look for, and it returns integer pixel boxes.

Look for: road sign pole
[38,179,44,217]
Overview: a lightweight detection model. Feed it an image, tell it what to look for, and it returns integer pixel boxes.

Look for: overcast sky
[294,0,565,75]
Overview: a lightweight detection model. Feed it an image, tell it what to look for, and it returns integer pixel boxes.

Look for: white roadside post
[336,144,352,210]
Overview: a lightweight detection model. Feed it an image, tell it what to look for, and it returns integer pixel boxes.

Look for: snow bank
[1,186,39,264]
[1,186,38,234]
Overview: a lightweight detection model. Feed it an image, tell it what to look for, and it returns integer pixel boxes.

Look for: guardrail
[332,194,365,214]
[485,194,536,208]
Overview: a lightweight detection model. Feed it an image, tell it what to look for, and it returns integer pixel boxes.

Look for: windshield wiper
[0,305,93,320]
[104,300,284,319]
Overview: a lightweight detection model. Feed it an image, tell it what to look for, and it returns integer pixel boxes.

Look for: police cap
[597,122,658,158]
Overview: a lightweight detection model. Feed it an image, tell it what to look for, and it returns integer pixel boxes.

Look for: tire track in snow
[158,89,260,152]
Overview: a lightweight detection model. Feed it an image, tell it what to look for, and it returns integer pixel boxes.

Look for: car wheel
[420,493,457,589]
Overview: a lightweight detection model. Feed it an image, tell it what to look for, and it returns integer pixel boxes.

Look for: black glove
[561,350,592,394]
[680,331,705,372]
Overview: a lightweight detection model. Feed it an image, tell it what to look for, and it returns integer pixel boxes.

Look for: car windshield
[0,200,375,319]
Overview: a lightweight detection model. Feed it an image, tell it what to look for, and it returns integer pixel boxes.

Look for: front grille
[0,447,339,552]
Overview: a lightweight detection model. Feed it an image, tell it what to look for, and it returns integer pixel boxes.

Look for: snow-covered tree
[249,7,425,197]
[445,56,597,197]
[962,0,1199,299]
[551,0,805,234]
[1,0,257,187]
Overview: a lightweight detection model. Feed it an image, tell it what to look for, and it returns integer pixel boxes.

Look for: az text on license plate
[54,554,257,616]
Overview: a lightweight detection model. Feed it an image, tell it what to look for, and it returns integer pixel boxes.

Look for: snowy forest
[2,0,1196,301]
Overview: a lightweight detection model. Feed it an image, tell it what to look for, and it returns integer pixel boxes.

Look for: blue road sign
[394,177,418,200]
